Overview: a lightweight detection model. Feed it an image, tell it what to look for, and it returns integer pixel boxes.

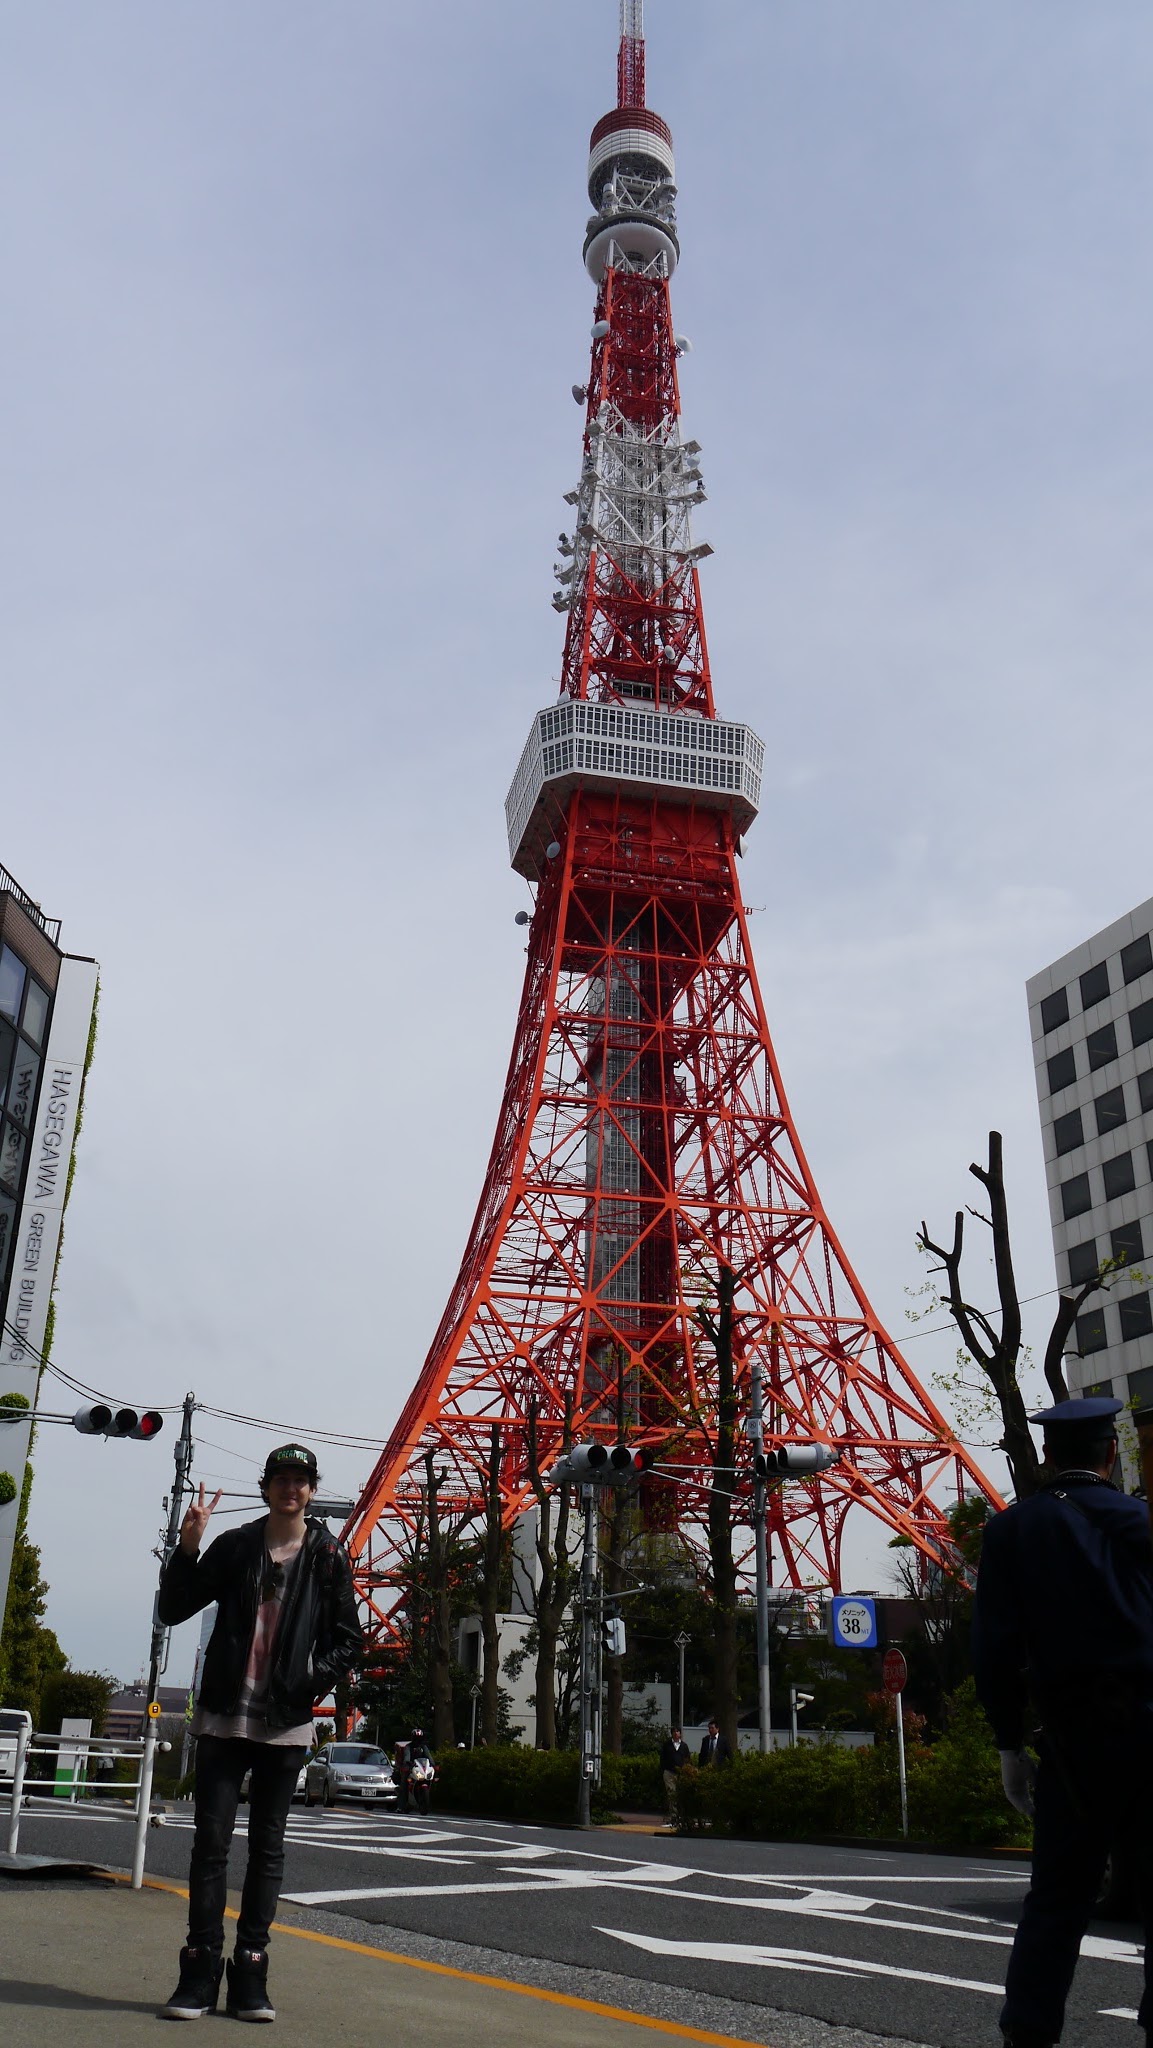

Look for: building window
[1111,1220,1145,1269]
[1081,961,1111,1009]
[1119,1292,1153,1342]
[1053,1109,1084,1157]
[1128,1365,1153,1407]
[1061,1173,1092,1220]
[1095,1086,1127,1135]
[1122,934,1153,985]
[1047,1048,1077,1093]
[1068,1240,1099,1286]
[1130,998,1153,1050]
[21,979,49,1049]
[1076,1306,1109,1354]
[0,946,26,1026]
[1139,1070,1153,1116]
[1041,988,1070,1034]
[1087,1022,1119,1070]
[1103,1152,1136,1201]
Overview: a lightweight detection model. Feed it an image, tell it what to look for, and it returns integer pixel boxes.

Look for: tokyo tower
[346,2,1000,1649]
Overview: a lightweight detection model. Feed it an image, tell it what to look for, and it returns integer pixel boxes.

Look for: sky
[4,1,1153,1686]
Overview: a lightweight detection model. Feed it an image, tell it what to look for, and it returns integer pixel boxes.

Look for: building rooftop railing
[0,863,61,946]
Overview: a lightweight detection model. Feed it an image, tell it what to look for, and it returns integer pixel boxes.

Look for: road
[13,1799,1145,2047]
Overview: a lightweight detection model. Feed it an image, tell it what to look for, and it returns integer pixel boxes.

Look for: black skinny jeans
[187,1735,307,1955]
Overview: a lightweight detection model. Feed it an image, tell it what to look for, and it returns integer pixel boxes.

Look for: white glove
[999,1748,1036,1819]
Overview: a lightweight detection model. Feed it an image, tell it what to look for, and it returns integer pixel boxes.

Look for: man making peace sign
[156,1444,362,2022]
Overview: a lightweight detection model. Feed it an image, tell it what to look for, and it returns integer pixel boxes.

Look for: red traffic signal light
[72,1404,164,1441]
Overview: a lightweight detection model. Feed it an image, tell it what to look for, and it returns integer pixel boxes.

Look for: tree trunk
[921,1133,1040,1502]
[480,1426,503,1744]
[424,1452,456,1749]
[527,1400,574,1748]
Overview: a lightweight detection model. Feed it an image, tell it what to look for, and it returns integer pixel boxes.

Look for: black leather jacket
[158,1516,363,1733]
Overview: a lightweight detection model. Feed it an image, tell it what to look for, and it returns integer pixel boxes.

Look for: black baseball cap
[262,1442,319,1484]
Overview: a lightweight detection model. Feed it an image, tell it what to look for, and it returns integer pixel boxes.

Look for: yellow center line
[125,1873,775,2048]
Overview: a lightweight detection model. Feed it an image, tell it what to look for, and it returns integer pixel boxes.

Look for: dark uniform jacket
[972,1472,1153,1751]
[660,1738,691,1773]
[158,1515,363,1734]
[698,1730,732,1766]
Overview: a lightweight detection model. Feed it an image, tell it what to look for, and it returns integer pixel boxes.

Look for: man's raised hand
[179,1482,222,1557]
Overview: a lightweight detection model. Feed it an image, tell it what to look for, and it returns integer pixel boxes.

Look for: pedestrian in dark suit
[698,1719,732,1766]
[972,1395,1153,2048]
[659,1728,691,1816]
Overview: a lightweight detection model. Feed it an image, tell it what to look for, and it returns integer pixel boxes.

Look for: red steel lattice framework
[345,5,1001,1647]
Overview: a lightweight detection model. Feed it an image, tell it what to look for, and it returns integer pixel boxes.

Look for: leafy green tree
[0,1460,66,1719]
[39,1669,114,1734]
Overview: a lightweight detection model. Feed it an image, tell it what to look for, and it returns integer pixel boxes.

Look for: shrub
[39,1669,114,1736]
[674,1688,1029,1851]
[907,1678,1030,1848]
[434,1744,581,1825]
[600,1751,663,1813]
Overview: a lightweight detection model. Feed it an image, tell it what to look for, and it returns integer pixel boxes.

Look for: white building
[1027,896,1153,1408]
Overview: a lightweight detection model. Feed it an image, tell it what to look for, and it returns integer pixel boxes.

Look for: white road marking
[600,1928,1004,1997]
[282,1875,608,1906]
[1100,2010,1140,2020]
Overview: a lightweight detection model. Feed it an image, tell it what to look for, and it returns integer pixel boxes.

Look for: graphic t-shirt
[193,1535,313,1745]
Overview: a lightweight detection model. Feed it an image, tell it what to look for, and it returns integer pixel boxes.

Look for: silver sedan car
[304,1742,398,1808]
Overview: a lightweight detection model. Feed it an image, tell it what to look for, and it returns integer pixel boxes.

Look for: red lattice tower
[346,4,1001,1646]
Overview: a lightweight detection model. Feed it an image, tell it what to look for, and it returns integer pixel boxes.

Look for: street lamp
[674,1631,691,1731]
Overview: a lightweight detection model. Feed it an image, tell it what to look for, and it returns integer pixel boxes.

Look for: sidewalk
[0,1873,761,2048]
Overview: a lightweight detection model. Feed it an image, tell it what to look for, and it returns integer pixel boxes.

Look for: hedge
[675,1683,1029,1849]
[432,1683,1029,1850]
[432,1745,662,1825]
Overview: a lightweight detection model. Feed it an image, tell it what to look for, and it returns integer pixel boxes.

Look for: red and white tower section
[346,2,1000,1645]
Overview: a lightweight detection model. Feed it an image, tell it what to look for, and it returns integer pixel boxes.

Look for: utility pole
[147,1392,196,1708]
[749,1356,772,1753]
[576,1485,601,1829]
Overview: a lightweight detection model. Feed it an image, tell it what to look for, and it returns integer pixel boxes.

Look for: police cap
[1027,1396,1122,1429]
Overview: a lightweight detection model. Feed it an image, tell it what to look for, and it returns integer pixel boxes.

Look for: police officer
[972,1395,1153,2048]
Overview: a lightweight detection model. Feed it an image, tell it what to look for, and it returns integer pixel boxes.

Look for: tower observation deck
[344,3,1000,1660]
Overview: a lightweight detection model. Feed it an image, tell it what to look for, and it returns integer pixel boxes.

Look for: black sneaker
[226,1949,276,2023]
[159,1945,223,2020]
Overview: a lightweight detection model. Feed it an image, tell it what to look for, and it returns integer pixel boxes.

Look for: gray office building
[1027,896,1153,1408]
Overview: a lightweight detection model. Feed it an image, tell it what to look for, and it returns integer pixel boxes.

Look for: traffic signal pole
[146,1392,196,1709]
[749,1356,772,1754]
[576,1484,600,1829]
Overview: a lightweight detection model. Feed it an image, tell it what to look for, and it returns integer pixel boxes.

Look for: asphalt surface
[9,1798,1147,2048]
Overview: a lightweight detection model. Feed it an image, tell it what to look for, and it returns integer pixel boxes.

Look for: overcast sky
[5,1,1153,1686]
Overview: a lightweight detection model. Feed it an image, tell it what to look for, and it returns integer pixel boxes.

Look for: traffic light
[602,1614,626,1658]
[754,1444,840,1478]
[547,1441,654,1486]
[73,1404,164,1441]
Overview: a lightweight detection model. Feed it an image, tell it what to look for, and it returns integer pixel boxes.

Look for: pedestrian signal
[602,1616,626,1658]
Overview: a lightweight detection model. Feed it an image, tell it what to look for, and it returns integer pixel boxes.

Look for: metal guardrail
[0,866,61,944]
[2,1712,171,1887]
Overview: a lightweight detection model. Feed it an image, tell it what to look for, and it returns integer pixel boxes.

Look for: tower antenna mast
[618,0,646,108]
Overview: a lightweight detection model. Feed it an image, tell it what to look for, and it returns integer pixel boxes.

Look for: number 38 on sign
[829,1595,878,1650]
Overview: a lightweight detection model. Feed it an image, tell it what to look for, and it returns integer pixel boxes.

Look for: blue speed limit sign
[830,1596,878,1650]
